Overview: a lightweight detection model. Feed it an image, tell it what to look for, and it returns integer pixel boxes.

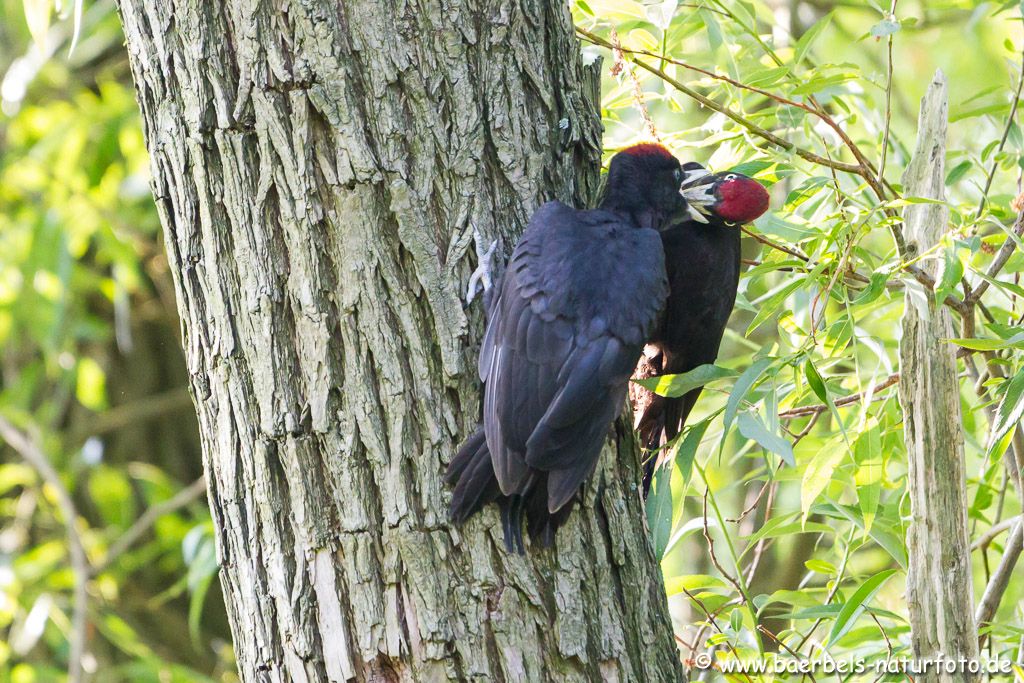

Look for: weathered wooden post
[898,70,979,681]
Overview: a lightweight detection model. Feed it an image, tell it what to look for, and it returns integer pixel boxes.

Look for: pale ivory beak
[679,167,716,223]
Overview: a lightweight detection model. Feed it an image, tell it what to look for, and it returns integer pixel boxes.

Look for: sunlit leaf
[76,357,107,410]
[793,13,832,68]
[801,435,846,521]
[854,421,882,533]
[633,363,736,397]
[826,569,899,645]
[724,357,773,435]
[989,366,1024,450]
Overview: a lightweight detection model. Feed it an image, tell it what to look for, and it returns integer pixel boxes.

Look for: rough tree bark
[898,70,979,682]
[115,1,684,681]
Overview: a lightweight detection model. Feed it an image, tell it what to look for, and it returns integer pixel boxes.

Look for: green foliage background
[575,0,1024,677]
[1,0,1022,680]
[0,1,233,680]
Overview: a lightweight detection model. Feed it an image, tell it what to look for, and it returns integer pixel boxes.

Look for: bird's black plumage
[635,217,742,451]
[448,145,684,552]
[632,164,769,485]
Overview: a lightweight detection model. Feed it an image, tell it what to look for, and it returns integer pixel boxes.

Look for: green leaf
[729,608,742,632]
[743,519,834,544]
[805,559,837,575]
[674,418,711,486]
[633,364,736,398]
[700,8,724,51]
[738,411,794,466]
[724,358,773,435]
[989,366,1024,450]
[189,571,215,645]
[801,435,846,520]
[89,466,135,528]
[802,360,846,445]
[793,13,832,68]
[646,463,674,559]
[854,422,882,533]
[664,574,730,597]
[747,278,805,334]
[791,73,855,96]
[944,160,972,186]
[826,569,898,645]
[947,336,1023,351]
[804,359,829,404]
[755,213,816,241]
[853,271,889,305]
[816,502,909,568]
[76,357,107,410]
[951,102,1011,123]
[935,242,965,304]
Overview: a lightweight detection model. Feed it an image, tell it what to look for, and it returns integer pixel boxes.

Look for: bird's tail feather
[447,428,500,524]
[448,429,572,552]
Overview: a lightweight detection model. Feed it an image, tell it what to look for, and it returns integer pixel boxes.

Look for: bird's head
[603,143,686,224]
[679,162,770,226]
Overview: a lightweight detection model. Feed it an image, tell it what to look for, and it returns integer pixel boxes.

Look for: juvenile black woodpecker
[632,162,769,485]
[447,143,687,552]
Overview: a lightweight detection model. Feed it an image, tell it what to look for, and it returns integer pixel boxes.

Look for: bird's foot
[466,223,498,307]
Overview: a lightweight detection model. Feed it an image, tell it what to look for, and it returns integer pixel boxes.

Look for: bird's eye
[673,168,683,183]
[724,173,738,181]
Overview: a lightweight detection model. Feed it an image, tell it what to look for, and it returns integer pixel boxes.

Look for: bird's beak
[679,169,717,224]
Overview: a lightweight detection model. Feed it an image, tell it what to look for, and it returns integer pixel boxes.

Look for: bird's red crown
[620,142,675,161]
[717,177,770,224]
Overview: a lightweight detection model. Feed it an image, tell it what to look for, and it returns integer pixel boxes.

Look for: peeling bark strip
[115,1,684,681]
[898,71,979,683]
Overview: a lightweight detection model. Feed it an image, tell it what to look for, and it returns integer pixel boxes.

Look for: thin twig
[975,44,1024,221]
[869,611,894,670]
[0,417,87,683]
[586,30,894,202]
[703,488,747,600]
[743,480,779,587]
[779,373,900,419]
[741,226,810,262]
[971,517,1018,551]
[91,476,207,577]
[575,28,866,176]
[758,625,819,683]
[876,0,899,185]
[975,519,1023,631]
[964,207,1024,305]
[679,586,755,683]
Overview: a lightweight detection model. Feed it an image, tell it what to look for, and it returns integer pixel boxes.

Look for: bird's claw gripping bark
[466,223,498,307]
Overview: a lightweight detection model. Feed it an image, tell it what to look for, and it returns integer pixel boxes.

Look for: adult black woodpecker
[632,162,770,484]
[447,143,687,552]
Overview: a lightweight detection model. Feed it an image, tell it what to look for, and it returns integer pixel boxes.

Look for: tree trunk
[115,2,684,681]
[898,70,979,682]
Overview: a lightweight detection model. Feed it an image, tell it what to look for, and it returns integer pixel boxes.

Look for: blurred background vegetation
[1,0,1022,680]
[0,0,234,680]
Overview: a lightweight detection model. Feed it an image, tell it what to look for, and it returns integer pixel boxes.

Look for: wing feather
[479,201,668,512]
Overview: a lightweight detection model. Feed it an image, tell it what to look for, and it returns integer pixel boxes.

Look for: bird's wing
[480,202,667,512]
